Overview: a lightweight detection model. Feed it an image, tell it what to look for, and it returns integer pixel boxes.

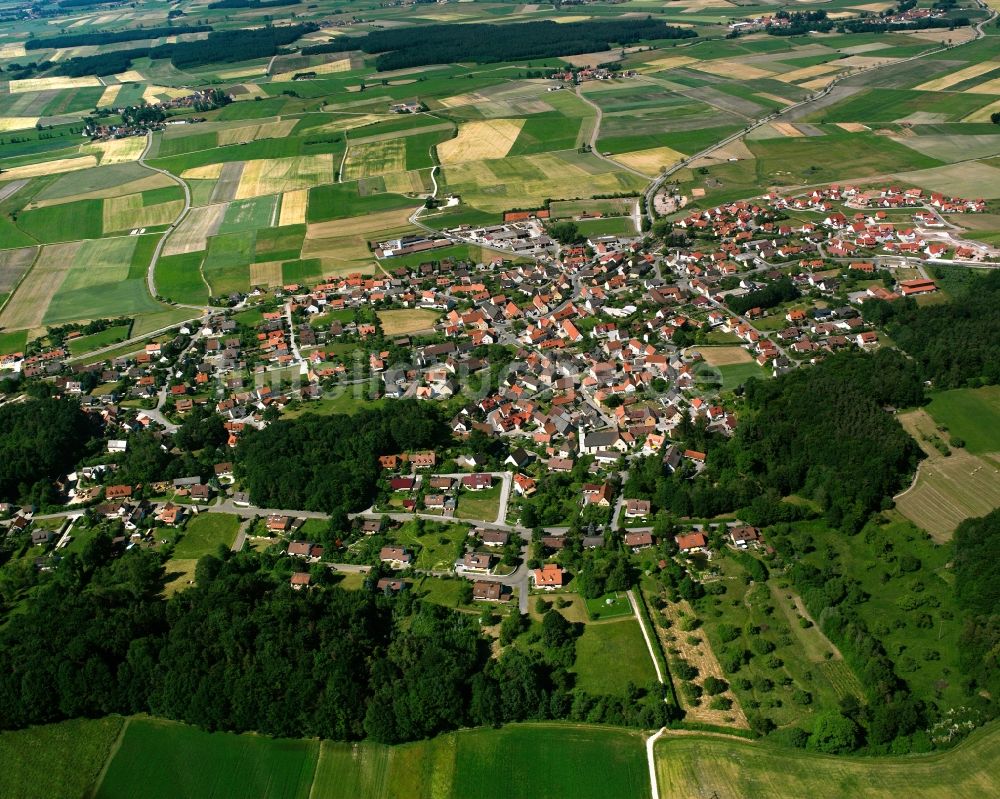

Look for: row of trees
[303,18,695,71]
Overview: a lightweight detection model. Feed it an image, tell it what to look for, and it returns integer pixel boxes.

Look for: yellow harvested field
[0,117,38,132]
[342,138,407,180]
[801,76,837,91]
[772,122,805,137]
[850,1,894,10]
[837,122,870,132]
[8,75,100,93]
[97,84,121,108]
[217,119,296,147]
[307,206,416,240]
[114,70,145,83]
[313,113,386,133]
[693,60,774,80]
[234,154,334,200]
[777,63,843,84]
[838,55,900,69]
[272,57,352,82]
[963,98,1000,122]
[551,15,591,22]
[29,173,173,209]
[103,194,183,233]
[216,65,267,80]
[689,138,754,168]
[85,136,146,165]
[437,91,490,110]
[915,61,1000,91]
[0,242,79,330]
[642,55,697,72]
[562,50,620,68]
[249,261,283,287]
[756,92,794,106]
[142,85,194,104]
[612,146,685,175]
[437,119,525,164]
[965,77,1000,95]
[181,163,225,180]
[163,204,226,256]
[0,43,26,58]
[896,410,1000,541]
[0,155,97,181]
[278,189,309,226]
[235,83,269,100]
[377,309,440,335]
[696,346,752,366]
[383,170,430,195]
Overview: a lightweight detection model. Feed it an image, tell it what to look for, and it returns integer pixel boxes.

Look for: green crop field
[203,230,256,296]
[0,716,124,799]
[15,198,104,244]
[67,323,132,356]
[95,717,318,799]
[925,386,1000,454]
[172,513,240,559]
[572,617,656,696]
[155,252,210,305]
[655,722,1000,799]
[314,724,649,799]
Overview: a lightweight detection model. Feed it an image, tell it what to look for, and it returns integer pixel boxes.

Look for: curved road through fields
[137,130,194,300]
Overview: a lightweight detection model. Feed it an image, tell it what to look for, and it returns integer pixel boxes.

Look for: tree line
[234,400,448,515]
[864,270,1000,389]
[303,17,695,71]
[54,23,317,77]
[25,25,212,50]
[0,542,670,741]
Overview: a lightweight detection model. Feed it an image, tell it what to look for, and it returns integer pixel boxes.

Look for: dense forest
[235,400,448,514]
[25,25,212,50]
[302,17,695,71]
[954,509,1000,700]
[0,544,670,741]
[864,270,1000,388]
[626,350,923,530]
[208,0,298,7]
[727,277,800,315]
[0,397,98,504]
[55,23,316,77]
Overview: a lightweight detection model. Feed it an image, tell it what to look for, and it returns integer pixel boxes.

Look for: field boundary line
[0,244,40,320]
[306,739,324,799]
[84,715,130,799]
[627,588,664,684]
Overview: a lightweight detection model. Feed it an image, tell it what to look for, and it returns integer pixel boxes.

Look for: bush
[703,676,729,695]
[709,696,733,711]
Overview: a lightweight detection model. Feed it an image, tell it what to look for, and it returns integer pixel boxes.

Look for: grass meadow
[655,722,1000,799]
[94,717,317,799]
[313,724,649,799]
[925,386,1000,454]
[572,617,657,696]
[172,514,240,559]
